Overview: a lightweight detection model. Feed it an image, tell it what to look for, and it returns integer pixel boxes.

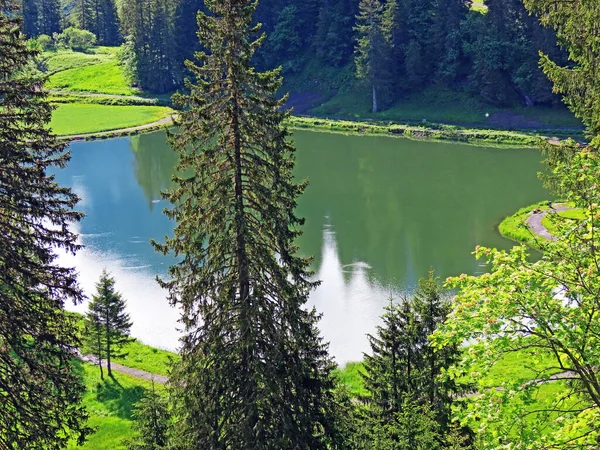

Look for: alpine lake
[54,129,548,364]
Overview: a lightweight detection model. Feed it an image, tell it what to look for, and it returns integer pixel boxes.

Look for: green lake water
[55,129,548,363]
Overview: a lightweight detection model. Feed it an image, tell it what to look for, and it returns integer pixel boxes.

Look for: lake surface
[55,130,548,364]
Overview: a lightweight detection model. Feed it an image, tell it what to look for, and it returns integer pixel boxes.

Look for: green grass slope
[311,86,582,131]
[41,47,115,75]
[47,60,139,96]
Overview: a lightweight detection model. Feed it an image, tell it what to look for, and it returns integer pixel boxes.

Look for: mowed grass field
[38,46,177,136]
[46,60,140,96]
[49,103,173,135]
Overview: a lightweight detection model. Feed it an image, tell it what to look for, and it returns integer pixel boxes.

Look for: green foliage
[463,0,562,107]
[378,397,442,450]
[540,208,586,238]
[155,1,340,447]
[116,36,139,85]
[360,272,464,446]
[433,146,600,448]
[22,0,61,37]
[120,0,177,94]
[314,0,356,67]
[524,0,600,145]
[0,0,91,446]
[75,0,121,45]
[49,103,173,136]
[354,0,393,112]
[36,33,54,49]
[125,382,171,450]
[84,270,133,378]
[54,26,97,51]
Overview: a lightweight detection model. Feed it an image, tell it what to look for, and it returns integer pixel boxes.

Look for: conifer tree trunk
[95,320,104,380]
[105,308,112,376]
[372,83,378,113]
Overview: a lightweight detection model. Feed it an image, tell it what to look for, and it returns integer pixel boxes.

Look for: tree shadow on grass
[95,376,146,420]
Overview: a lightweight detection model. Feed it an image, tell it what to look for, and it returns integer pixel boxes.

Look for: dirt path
[59,115,175,141]
[48,89,154,102]
[81,355,168,384]
[526,203,574,241]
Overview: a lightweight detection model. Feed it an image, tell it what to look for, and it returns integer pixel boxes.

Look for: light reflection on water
[57,222,182,353]
[310,226,403,363]
[58,221,394,364]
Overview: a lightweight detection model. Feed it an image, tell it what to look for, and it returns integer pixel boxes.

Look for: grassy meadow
[35,46,176,136]
[50,103,173,135]
[67,361,165,450]
[41,46,116,75]
[47,60,139,96]
[498,201,585,246]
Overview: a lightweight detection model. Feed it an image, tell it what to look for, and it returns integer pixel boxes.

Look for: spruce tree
[173,0,205,84]
[126,381,171,450]
[314,0,356,67]
[37,0,61,36]
[355,0,393,112]
[155,0,339,447]
[362,273,462,445]
[412,270,461,430]
[22,0,39,37]
[84,269,133,377]
[0,1,90,447]
[121,0,176,93]
[524,0,600,141]
[77,0,121,45]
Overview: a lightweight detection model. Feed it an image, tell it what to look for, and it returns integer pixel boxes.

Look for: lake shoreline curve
[58,113,577,148]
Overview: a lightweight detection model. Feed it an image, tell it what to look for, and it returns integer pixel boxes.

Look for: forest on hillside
[23,0,568,111]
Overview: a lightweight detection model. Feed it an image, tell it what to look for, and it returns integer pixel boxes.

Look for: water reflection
[310,225,401,363]
[57,222,181,352]
[53,131,549,364]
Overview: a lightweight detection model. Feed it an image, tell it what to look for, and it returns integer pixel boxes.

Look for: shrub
[37,34,54,51]
[53,27,96,52]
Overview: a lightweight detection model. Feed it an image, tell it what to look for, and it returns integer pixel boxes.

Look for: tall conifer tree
[155,0,339,447]
[37,0,61,36]
[0,1,90,447]
[355,0,393,112]
[77,0,121,45]
[21,0,39,37]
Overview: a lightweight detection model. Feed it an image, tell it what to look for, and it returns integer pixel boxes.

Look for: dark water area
[54,130,548,363]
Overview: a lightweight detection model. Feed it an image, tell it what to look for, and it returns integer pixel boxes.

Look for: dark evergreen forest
[22,0,569,111]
